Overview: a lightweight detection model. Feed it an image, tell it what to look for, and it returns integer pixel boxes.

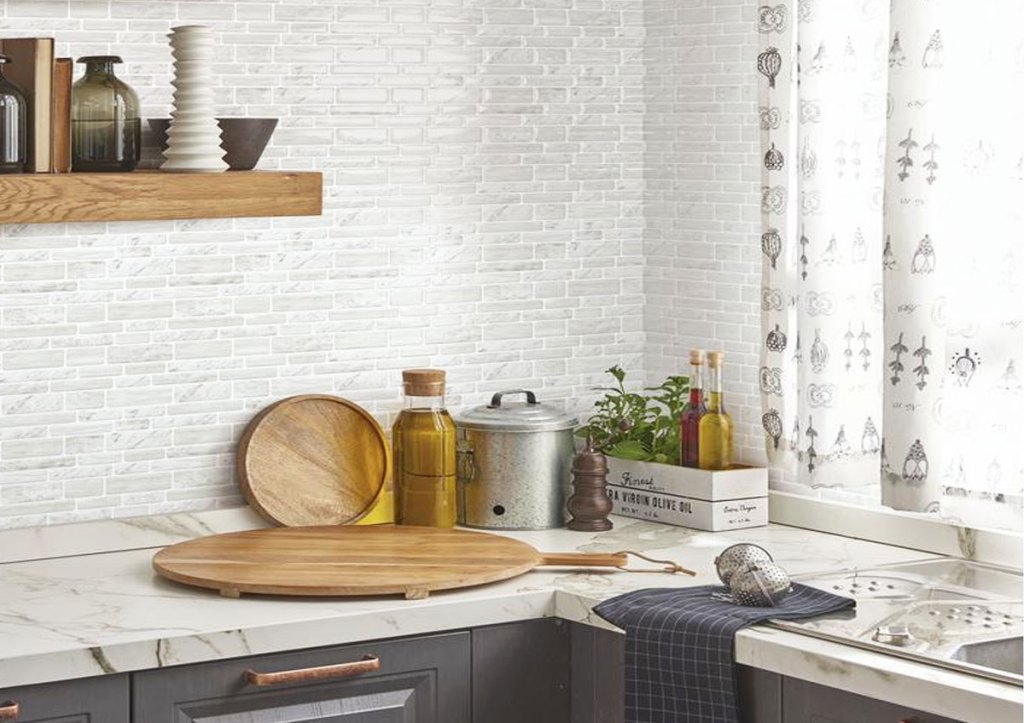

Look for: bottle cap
[689,349,705,365]
[707,351,724,368]
[402,368,445,396]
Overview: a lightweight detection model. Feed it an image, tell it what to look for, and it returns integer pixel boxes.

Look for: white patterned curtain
[758,0,1024,532]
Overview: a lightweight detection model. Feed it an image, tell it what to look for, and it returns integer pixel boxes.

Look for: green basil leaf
[607,439,651,460]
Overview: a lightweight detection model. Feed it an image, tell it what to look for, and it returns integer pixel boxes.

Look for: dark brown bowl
[147,117,278,171]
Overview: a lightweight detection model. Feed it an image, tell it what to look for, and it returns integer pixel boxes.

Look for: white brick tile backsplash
[0,0,762,528]
[643,0,762,467]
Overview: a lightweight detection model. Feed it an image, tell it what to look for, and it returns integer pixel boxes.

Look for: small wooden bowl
[148,117,278,171]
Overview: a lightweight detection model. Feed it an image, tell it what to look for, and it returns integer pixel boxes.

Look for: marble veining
[0,515,1019,723]
[0,507,265,564]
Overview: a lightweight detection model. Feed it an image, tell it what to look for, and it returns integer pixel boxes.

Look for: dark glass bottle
[679,349,707,467]
[71,56,140,172]
[0,55,27,173]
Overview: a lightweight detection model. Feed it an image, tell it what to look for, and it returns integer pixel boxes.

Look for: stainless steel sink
[951,636,1023,677]
[795,558,1021,602]
[771,558,1024,686]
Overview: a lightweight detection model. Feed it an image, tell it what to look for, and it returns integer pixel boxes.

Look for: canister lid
[457,389,578,432]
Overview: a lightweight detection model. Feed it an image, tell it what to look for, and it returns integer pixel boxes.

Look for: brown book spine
[51,57,72,173]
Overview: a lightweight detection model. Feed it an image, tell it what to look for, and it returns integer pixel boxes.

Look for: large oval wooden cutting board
[237,395,389,527]
[153,525,545,599]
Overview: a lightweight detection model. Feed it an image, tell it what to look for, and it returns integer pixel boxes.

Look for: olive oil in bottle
[393,369,457,527]
[698,351,733,470]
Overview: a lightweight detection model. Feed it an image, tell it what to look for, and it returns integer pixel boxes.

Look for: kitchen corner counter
[0,512,1020,723]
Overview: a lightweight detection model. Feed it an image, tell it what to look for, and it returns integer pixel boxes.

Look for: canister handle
[488,389,538,408]
[456,439,476,483]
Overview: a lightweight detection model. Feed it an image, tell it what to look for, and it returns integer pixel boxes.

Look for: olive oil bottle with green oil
[698,351,733,470]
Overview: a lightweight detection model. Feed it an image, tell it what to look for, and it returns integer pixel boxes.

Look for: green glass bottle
[71,56,140,172]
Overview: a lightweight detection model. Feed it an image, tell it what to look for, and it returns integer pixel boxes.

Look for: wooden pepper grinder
[567,438,613,532]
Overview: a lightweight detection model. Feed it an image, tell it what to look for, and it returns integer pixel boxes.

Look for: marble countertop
[0,510,1020,723]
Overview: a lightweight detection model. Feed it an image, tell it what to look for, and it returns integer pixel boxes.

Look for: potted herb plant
[575,365,689,465]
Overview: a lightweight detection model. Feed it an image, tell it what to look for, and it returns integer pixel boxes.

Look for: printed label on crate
[605,458,767,501]
[607,484,768,531]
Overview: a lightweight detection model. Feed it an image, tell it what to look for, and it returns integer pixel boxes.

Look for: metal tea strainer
[728,561,792,607]
[714,543,774,586]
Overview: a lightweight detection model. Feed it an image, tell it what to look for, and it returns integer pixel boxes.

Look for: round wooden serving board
[152,525,632,599]
[237,395,389,527]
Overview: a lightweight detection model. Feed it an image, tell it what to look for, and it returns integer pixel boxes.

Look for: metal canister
[455,389,577,530]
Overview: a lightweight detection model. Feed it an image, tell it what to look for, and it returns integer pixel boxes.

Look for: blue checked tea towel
[594,582,855,723]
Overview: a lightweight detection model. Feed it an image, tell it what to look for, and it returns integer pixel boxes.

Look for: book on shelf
[0,37,55,173]
[51,57,72,173]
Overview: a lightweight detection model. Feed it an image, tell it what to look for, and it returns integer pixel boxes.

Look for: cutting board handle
[538,552,628,568]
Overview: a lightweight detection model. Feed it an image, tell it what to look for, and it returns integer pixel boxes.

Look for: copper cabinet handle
[244,655,380,687]
[0,701,18,719]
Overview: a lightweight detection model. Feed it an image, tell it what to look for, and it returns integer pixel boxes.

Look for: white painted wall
[0,0,762,528]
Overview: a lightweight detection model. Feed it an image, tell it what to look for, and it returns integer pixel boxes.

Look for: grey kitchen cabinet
[0,673,129,722]
[0,621,612,723]
[471,618,570,723]
[570,621,625,723]
[471,619,628,723]
[738,667,782,723]
[131,620,612,723]
[738,666,965,723]
[783,677,965,723]
[133,631,471,723]
[7,621,970,723]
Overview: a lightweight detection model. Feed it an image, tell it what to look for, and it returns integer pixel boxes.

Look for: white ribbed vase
[160,25,228,173]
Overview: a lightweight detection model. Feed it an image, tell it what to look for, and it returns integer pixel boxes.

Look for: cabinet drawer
[0,673,129,722]
[133,631,470,723]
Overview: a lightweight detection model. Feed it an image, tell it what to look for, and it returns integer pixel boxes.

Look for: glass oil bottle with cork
[392,369,457,527]
[678,349,707,467]
[698,350,733,470]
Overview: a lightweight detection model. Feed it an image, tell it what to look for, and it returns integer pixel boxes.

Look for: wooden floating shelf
[0,170,322,225]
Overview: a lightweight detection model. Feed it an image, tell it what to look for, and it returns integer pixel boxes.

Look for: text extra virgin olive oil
[393,369,457,527]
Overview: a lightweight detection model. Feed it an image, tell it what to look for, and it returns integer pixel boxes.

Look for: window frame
[769,491,1022,568]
